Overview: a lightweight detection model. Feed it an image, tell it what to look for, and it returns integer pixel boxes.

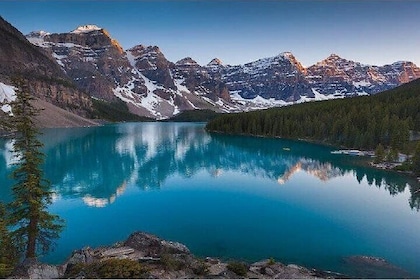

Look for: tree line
[206,78,420,174]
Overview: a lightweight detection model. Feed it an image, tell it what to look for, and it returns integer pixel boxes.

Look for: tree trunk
[26,215,38,259]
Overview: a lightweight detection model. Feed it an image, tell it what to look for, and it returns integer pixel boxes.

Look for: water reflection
[0,123,419,210]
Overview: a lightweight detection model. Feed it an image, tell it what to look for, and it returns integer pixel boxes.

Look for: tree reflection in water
[0,122,419,210]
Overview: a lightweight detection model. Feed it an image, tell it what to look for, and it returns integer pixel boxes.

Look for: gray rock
[11,259,66,279]
[27,263,65,279]
[124,231,190,257]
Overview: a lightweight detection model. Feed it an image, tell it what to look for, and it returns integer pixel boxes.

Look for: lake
[1,122,420,278]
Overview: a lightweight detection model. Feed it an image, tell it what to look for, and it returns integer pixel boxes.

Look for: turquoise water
[1,122,420,277]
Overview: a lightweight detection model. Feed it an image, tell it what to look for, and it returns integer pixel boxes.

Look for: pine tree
[8,77,64,261]
[386,148,398,163]
[374,143,385,163]
[0,203,18,277]
[413,142,420,176]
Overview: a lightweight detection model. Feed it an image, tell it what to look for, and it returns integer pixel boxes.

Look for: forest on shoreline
[206,79,420,175]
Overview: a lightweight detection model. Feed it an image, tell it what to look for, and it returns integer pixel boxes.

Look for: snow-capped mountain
[23,23,420,119]
[27,26,235,119]
[210,52,312,106]
[207,53,420,107]
[306,54,420,96]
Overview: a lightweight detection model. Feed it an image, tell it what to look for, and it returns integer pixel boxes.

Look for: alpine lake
[1,122,420,278]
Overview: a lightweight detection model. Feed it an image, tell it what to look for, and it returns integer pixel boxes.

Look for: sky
[1,1,420,67]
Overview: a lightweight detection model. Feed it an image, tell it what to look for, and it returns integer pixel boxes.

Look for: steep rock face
[0,18,64,80]
[27,25,132,102]
[207,52,420,106]
[0,17,92,117]
[22,20,420,117]
[214,52,312,102]
[174,57,232,103]
[306,54,420,96]
[28,26,234,119]
[128,45,175,90]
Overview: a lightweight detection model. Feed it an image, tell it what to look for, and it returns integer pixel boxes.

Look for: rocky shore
[12,232,345,279]
[12,232,416,279]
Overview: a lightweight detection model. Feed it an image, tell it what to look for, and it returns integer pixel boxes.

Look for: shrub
[64,259,148,279]
[191,259,209,276]
[160,254,187,271]
[227,261,248,277]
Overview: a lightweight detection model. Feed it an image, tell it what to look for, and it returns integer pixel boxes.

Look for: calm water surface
[1,122,420,277]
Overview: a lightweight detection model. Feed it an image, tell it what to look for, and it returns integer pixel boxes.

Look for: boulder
[123,231,190,257]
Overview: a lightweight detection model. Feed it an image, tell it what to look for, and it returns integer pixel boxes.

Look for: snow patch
[173,78,190,94]
[0,82,17,115]
[71,25,102,34]
[52,53,67,67]
[353,80,372,87]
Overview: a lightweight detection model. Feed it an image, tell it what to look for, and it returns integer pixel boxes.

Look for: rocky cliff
[28,27,235,119]
[207,53,420,108]
[4,16,419,120]
[0,17,93,118]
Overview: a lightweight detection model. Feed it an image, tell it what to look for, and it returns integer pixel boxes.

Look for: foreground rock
[14,232,346,279]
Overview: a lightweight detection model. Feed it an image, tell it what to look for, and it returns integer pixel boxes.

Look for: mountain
[207,53,420,109]
[27,27,235,119]
[0,16,93,120]
[206,78,420,152]
[3,16,419,121]
[209,52,312,108]
[306,54,420,96]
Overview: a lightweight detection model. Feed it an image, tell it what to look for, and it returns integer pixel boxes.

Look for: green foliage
[413,142,420,176]
[165,109,221,122]
[386,148,398,162]
[0,203,18,278]
[227,261,248,276]
[207,78,420,154]
[91,98,153,122]
[268,257,276,265]
[64,259,148,279]
[160,253,187,271]
[374,144,385,163]
[191,259,209,276]
[393,161,412,172]
[8,77,64,260]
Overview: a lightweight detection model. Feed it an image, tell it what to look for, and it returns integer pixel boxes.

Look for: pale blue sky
[1,1,419,67]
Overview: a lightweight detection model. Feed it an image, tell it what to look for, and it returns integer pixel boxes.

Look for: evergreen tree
[413,142,420,176]
[0,203,18,277]
[8,77,64,261]
[374,143,385,163]
[386,148,398,163]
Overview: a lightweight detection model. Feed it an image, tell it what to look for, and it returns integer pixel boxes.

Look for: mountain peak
[176,57,199,66]
[129,45,162,54]
[315,53,350,67]
[207,58,223,66]
[326,53,344,61]
[280,51,294,58]
[26,30,50,38]
[71,24,102,34]
[278,52,306,72]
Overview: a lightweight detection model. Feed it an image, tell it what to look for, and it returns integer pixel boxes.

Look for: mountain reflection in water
[1,122,418,210]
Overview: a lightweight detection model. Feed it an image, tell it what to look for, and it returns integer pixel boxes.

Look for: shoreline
[13,232,417,279]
